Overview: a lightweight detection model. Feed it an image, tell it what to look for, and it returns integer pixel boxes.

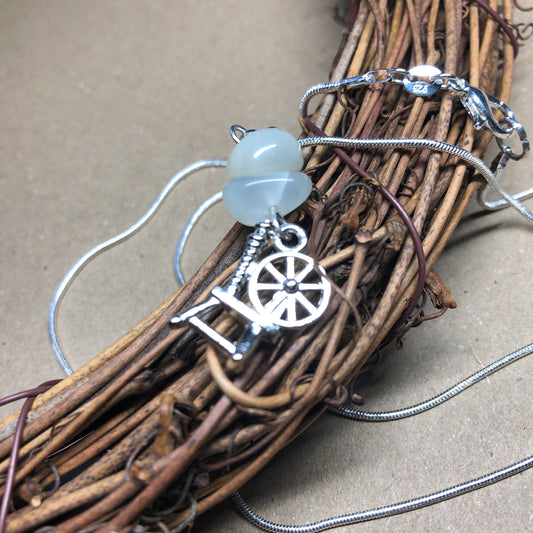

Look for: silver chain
[329,342,533,422]
[48,159,227,376]
[233,342,532,531]
[300,65,530,163]
[233,455,533,532]
[299,135,533,224]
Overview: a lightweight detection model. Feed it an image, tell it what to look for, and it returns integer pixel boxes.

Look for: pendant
[170,127,331,360]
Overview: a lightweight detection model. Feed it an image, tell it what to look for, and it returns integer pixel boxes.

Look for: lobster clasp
[460,85,513,138]
[461,85,529,161]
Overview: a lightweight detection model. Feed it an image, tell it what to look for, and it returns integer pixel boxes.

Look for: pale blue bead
[226,128,303,178]
[223,172,312,226]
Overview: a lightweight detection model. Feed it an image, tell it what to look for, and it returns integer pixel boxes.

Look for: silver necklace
[48,66,533,531]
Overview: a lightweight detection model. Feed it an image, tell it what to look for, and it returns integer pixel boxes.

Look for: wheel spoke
[264,291,288,315]
[286,294,298,322]
[265,263,287,283]
[270,297,289,320]
[256,282,284,291]
[295,292,319,314]
[285,256,295,279]
[295,262,315,283]
[298,282,325,292]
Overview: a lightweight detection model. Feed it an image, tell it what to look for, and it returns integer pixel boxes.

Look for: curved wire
[298,136,533,225]
[232,455,533,532]
[174,191,223,285]
[48,138,531,529]
[49,159,227,376]
[230,130,533,526]
[0,380,61,533]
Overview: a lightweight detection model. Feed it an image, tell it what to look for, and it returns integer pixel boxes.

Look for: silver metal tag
[403,79,440,96]
[404,65,442,96]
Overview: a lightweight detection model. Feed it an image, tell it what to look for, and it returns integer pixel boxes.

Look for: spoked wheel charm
[248,251,331,328]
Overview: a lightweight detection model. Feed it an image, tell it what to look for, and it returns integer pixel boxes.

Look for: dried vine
[0,1,524,531]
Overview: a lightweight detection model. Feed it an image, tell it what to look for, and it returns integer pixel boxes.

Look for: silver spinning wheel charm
[248,251,330,328]
[170,219,330,361]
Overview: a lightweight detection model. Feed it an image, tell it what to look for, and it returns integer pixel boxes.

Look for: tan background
[0,2,531,531]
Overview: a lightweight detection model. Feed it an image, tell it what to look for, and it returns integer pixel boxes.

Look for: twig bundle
[0,1,523,531]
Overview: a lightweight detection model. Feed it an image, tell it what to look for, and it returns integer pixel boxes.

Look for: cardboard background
[1,2,531,531]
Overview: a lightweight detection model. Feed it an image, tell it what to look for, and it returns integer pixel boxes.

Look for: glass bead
[226,128,303,178]
[223,172,312,226]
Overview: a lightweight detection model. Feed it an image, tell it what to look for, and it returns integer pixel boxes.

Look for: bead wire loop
[229,124,253,144]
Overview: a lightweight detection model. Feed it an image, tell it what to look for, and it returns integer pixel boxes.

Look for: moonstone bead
[223,128,311,226]
[223,172,312,227]
[226,128,304,178]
